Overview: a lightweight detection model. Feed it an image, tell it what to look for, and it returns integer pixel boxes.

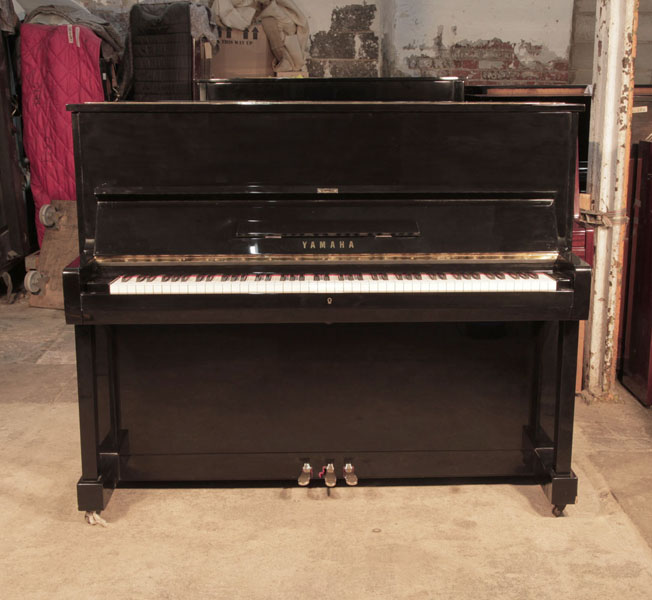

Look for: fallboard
[93,192,559,260]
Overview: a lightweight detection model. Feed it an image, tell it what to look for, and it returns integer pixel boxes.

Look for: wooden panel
[29,199,78,309]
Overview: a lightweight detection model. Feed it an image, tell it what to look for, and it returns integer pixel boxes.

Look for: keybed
[109,272,558,295]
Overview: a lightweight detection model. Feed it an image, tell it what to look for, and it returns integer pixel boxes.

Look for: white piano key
[186,276,198,294]
[341,276,354,293]
[387,274,401,293]
[541,273,557,292]
[109,277,123,295]
[210,279,220,294]
[299,276,311,294]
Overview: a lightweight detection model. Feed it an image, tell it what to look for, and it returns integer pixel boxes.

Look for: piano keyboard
[109,272,558,295]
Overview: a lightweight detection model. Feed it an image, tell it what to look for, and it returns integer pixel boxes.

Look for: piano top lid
[67,101,585,113]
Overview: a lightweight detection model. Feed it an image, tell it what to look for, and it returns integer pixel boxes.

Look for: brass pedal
[298,462,312,487]
[322,463,337,487]
[343,463,358,486]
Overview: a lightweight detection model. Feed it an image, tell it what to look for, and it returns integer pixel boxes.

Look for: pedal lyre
[298,462,312,487]
[343,463,358,486]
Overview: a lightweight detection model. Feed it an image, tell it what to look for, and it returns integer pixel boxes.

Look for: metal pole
[584,0,638,398]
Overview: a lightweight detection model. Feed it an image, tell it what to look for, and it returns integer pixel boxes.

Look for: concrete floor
[2,298,652,599]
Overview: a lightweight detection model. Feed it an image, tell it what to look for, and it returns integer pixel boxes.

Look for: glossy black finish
[65,88,589,514]
[196,77,464,102]
[465,86,591,193]
[69,101,581,267]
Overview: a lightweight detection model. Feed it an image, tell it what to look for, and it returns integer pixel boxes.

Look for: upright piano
[64,88,589,519]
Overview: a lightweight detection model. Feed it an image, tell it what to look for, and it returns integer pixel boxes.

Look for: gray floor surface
[2,297,652,599]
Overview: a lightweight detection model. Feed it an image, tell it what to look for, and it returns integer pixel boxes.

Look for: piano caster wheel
[552,505,566,518]
[297,462,312,487]
[343,463,358,486]
[321,463,337,488]
[39,203,58,228]
[84,511,108,527]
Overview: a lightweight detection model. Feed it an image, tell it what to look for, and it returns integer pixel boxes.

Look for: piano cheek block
[66,96,588,517]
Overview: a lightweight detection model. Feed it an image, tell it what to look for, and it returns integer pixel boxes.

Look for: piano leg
[534,320,580,515]
[75,325,119,515]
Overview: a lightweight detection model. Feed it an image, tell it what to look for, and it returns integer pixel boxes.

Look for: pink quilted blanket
[21,24,104,245]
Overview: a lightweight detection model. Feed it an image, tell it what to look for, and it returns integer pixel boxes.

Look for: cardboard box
[208,24,274,78]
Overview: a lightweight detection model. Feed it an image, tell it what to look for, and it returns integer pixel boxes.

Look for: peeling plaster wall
[570,0,652,85]
[388,0,574,83]
[305,1,381,77]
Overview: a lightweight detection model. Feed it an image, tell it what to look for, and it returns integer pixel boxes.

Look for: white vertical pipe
[584,0,638,397]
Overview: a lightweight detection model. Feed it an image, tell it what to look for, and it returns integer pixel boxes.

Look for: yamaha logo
[302,240,355,250]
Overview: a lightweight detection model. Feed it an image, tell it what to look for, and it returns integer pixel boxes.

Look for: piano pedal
[319,463,337,487]
[343,463,358,486]
[297,462,313,487]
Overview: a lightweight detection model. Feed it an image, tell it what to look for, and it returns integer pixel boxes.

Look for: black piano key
[231,275,239,282]
[471,273,481,280]
[147,275,157,282]
[495,273,506,280]
[255,274,263,281]
[438,273,447,280]
[518,273,529,279]
[324,275,330,281]
[427,273,435,280]
[196,275,205,282]
[240,274,248,281]
[221,275,229,282]
[206,275,215,281]
[346,274,354,281]
[414,274,422,280]
[162,275,171,282]
[299,275,305,281]
[314,274,320,281]
[338,274,344,281]
[356,274,363,281]
[381,273,389,281]
[265,274,272,281]
[404,274,412,280]
[452,274,462,280]
[508,273,519,279]
[485,273,496,280]
[372,274,379,280]
[171,275,180,282]
[181,275,190,282]
[136,275,146,282]
[290,275,296,281]
[121,275,133,282]
[527,272,538,279]
[461,273,471,280]
[395,274,403,280]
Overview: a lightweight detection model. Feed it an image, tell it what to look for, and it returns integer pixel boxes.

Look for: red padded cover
[21,24,104,245]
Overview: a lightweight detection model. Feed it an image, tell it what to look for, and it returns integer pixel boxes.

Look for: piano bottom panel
[118,450,536,482]
[95,321,561,484]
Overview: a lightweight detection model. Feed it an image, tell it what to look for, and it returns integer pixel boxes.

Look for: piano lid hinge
[579,208,628,229]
